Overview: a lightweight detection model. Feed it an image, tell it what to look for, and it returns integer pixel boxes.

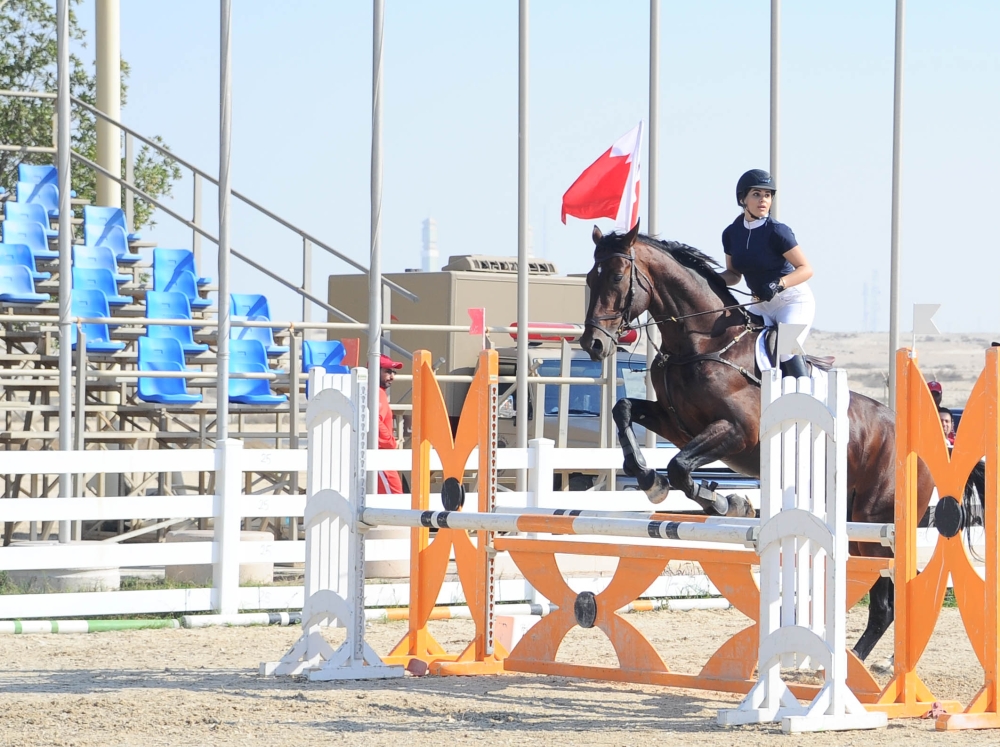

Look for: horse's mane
[597,231,741,307]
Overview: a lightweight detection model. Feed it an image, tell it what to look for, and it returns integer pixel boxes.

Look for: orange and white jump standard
[869,348,1000,730]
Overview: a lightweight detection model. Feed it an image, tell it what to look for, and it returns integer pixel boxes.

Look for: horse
[578,221,945,662]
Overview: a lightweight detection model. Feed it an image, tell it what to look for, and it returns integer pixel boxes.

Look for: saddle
[761,328,835,372]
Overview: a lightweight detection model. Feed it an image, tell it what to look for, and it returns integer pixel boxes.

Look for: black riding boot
[780,355,809,379]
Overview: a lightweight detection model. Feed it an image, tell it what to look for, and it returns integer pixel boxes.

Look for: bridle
[586,247,760,340]
[585,244,764,391]
[584,250,653,342]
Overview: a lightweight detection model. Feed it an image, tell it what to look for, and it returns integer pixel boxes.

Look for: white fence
[0,406,958,621]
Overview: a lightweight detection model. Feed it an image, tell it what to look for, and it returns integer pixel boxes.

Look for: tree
[0,0,180,230]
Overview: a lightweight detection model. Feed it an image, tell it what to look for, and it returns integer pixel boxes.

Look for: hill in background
[811,331,996,410]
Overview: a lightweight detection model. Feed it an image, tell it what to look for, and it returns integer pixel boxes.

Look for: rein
[586,244,763,388]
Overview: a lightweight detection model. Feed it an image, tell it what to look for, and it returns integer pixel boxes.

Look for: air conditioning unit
[442,255,558,275]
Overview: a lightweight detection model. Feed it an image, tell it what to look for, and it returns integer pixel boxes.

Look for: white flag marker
[777,323,808,357]
[912,304,941,335]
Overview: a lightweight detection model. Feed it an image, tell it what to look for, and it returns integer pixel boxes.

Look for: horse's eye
[612,274,624,283]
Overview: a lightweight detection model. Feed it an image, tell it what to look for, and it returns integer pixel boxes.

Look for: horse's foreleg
[666,420,755,517]
[612,398,674,503]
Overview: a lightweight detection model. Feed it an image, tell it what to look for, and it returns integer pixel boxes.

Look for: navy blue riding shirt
[722,215,798,298]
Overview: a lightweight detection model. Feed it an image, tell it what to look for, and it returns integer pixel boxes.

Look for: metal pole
[56,0,72,543]
[769,0,780,219]
[192,173,202,266]
[217,0,232,439]
[302,237,312,323]
[888,0,905,409]
[645,0,660,449]
[368,0,385,453]
[95,0,121,209]
[124,133,134,232]
[516,0,530,490]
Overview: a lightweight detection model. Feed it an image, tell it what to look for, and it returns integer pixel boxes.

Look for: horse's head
[579,221,649,361]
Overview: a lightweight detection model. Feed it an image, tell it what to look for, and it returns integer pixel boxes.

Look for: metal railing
[0,89,418,330]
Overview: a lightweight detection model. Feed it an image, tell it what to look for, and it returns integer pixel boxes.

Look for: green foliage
[0,0,180,230]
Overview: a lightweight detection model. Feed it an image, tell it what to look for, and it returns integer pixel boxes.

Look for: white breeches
[750,283,816,362]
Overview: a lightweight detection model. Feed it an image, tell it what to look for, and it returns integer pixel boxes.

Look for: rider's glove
[757,280,784,302]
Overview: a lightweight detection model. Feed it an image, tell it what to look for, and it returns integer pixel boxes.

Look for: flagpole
[645,0,660,449]
[769,0,779,220]
[369,0,385,452]
[888,0,905,409]
[516,0,530,490]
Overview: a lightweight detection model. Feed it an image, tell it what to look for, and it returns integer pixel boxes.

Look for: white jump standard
[718,369,887,732]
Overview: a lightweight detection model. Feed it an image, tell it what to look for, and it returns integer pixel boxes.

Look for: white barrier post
[261,368,404,680]
[719,369,886,733]
[214,438,243,615]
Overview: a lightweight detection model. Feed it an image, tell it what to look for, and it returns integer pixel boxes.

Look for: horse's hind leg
[851,574,893,662]
[612,398,674,503]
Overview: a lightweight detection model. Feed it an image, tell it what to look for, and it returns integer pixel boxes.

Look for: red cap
[927,381,942,393]
[379,354,403,370]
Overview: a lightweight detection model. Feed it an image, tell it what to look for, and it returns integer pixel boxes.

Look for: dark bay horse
[578,222,934,662]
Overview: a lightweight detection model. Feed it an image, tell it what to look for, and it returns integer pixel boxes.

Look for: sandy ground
[1,606,993,747]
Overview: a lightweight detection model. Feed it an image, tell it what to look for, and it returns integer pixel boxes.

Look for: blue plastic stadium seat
[153,248,211,288]
[229,293,287,356]
[302,339,349,397]
[70,289,125,353]
[231,316,289,357]
[2,219,59,261]
[83,205,140,244]
[156,267,211,310]
[17,164,56,186]
[73,245,130,284]
[228,338,287,405]
[85,224,141,265]
[16,164,75,198]
[16,181,60,218]
[137,336,202,405]
[230,293,270,319]
[4,201,57,237]
[302,339,349,374]
[0,243,51,281]
[0,265,50,304]
[146,290,209,354]
[72,267,132,306]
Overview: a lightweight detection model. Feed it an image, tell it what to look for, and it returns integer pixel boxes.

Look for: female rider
[717,169,815,378]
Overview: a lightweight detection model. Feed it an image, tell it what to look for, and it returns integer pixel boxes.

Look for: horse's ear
[592,225,603,245]
[624,218,641,247]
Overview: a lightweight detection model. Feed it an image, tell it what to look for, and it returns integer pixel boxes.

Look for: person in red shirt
[377,354,404,494]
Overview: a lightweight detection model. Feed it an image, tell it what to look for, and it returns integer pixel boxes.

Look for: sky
[69,0,1000,333]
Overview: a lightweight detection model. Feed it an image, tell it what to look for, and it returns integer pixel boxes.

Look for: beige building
[327,256,587,412]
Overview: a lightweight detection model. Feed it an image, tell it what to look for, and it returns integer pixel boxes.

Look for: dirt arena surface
[0,606,990,747]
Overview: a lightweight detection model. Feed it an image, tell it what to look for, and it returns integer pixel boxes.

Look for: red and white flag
[561,121,643,231]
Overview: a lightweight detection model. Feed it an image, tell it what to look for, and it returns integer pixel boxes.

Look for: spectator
[377,354,404,494]
[928,380,943,407]
[939,405,955,447]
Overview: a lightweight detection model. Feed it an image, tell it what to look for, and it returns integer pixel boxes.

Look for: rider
[717,169,815,378]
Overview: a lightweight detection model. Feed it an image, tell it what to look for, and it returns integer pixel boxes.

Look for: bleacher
[0,162,353,464]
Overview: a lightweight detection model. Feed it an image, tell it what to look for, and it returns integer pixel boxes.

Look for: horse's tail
[964,459,986,562]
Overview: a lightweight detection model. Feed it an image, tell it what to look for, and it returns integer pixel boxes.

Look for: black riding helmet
[736,169,776,207]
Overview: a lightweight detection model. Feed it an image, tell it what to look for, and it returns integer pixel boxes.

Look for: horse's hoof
[869,654,894,674]
[724,494,755,518]
[646,474,670,505]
